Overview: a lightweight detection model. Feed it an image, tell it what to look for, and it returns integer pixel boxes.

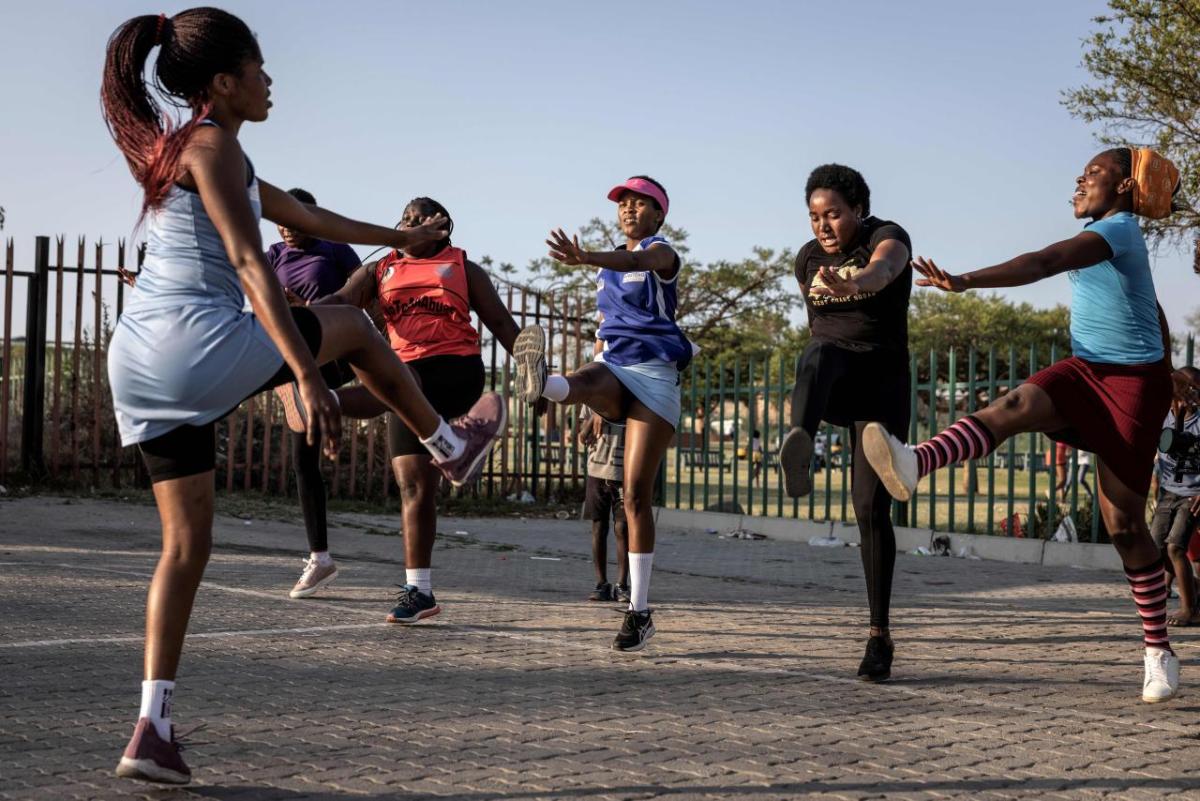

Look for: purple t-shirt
[266,240,361,302]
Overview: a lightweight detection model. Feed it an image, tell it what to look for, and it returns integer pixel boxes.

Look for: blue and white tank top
[108,121,284,445]
[596,235,691,368]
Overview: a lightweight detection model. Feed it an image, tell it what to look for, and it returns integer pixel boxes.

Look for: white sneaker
[1142,647,1180,703]
[289,556,338,599]
[862,422,918,502]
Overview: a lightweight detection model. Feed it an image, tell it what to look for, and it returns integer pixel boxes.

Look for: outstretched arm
[809,238,910,298]
[308,262,379,309]
[259,181,447,251]
[547,229,677,277]
[465,260,520,354]
[915,231,1113,292]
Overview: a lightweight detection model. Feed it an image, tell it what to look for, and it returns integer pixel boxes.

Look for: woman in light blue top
[100,8,506,784]
[859,146,1184,704]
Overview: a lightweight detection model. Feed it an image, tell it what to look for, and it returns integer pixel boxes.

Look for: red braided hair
[100,8,260,221]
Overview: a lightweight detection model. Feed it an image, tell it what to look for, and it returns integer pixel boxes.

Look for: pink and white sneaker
[115,717,191,785]
[435,393,507,487]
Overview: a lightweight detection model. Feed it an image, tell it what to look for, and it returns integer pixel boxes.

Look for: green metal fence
[662,339,1196,543]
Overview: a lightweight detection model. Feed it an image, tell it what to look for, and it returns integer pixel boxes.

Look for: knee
[1168,543,1187,561]
[397,477,432,505]
[160,532,211,570]
[623,487,652,519]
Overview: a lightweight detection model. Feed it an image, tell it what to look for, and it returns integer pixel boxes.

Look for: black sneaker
[615,584,631,604]
[613,609,655,652]
[857,635,894,682]
[589,582,614,602]
[387,584,441,624]
[778,427,814,498]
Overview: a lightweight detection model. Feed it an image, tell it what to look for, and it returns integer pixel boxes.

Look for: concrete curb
[655,506,1120,573]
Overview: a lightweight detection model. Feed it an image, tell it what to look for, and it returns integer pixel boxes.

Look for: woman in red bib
[314,197,534,622]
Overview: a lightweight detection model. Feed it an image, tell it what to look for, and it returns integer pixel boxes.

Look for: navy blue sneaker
[387,584,441,624]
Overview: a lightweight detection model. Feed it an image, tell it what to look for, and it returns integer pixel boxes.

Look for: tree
[1062,0,1200,242]
[907,292,1072,381]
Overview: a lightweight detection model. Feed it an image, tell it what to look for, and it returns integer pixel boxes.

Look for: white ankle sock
[406,568,432,594]
[312,550,333,567]
[629,552,654,612]
[419,419,464,463]
[543,375,569,402]
[139,680,175,741]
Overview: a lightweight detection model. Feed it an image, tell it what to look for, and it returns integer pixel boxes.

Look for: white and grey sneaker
[862,422,918,502]
[1142,646,1180,703]
[513,325,548,403]
[289,557,338,599]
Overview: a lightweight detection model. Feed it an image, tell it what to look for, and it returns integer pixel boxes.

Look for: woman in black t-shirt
[778,164,913,682]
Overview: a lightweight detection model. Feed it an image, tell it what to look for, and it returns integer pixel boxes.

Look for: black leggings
[791,340,910,629]
[291,431,328,553]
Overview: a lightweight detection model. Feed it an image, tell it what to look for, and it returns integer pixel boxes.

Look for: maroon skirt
[1026,356,1170,496]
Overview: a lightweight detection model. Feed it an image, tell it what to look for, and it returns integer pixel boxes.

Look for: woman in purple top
[265,187,361,599]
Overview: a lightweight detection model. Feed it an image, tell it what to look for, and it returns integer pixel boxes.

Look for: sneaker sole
[858,670,892,683]
[289,568,339,599]
[276,383,308,434]
[447,401,507,488]
[778,428,814,498]
[862,422,913,502]
[612,624,656,652]
[387,605,442,624]
[115,757,190,785]
[1142,690,1178,703]
[513,326,547,403]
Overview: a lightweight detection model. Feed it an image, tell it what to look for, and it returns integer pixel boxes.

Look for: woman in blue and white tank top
[514,175,689,653]
[100,8,507,783]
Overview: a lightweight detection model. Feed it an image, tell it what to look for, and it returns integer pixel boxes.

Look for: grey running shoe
[435,393,507,487]
[513,325,548,403]
[289,556,338,599]
[778,427,814,498]
[115,718,190,785]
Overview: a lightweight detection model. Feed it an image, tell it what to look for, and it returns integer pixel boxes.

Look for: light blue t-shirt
[1068,211,1162,365]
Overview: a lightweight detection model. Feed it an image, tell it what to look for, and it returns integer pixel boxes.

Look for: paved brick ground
[2,494,1200,800]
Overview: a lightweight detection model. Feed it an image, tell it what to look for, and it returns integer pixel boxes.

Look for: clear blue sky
[2,0,1195,337]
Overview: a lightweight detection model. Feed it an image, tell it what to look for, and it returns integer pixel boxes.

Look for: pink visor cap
[606,177,669,216]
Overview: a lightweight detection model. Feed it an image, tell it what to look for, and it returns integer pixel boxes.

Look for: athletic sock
[629,552,654,612]
[543,375,569,402]
[406,568,432,594]
[139,679,175,741]
[914,414,996,478]
[419,419,465,463]
[312,550,334,567]
[1125,558,1172,652]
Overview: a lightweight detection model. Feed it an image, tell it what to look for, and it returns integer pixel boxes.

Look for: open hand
[546,228,588,266]
[913,256,966,293]
[399,213,452,247]
[117,266,137,289]
[297,372,342,459]
[808,265,860,298]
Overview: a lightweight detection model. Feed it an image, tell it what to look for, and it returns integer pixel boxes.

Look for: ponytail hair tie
[154,13,168,46]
